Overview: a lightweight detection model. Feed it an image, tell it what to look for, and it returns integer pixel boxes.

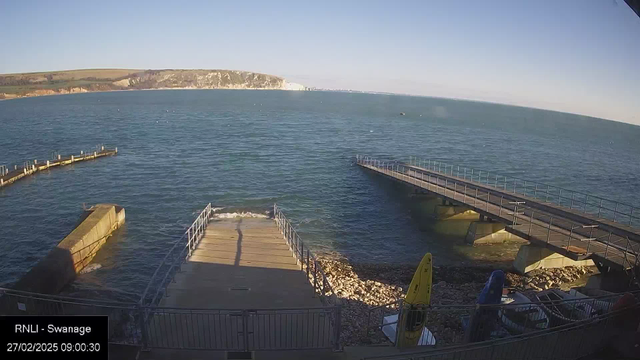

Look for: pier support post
[46,160,50,167]
[464,221,524,244]
[1,179,3,186]
[513,244,595,274]
[71,155,74,162]
[58,155,61,160]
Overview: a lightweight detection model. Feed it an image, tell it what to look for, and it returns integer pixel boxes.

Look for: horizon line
[0,67,635,126]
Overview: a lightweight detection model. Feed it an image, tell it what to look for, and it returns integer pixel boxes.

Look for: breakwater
[12,204,126,294]
[0,146,117,188]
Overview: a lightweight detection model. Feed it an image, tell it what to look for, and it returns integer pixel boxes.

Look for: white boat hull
[382,314,436,346]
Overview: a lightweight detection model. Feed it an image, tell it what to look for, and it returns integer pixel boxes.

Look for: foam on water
[79,263,102,274]
[213,212,269,219]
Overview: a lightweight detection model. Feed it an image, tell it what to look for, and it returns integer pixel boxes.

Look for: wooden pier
[0,146,117,188]
[140,205,340,351]
[161,217,321,309]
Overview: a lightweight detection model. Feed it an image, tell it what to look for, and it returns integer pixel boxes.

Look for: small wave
[80,263,102,274]
[212,207,225,212]
[213,212,269,219]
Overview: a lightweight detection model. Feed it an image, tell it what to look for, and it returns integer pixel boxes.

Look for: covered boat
[499,292,549,334]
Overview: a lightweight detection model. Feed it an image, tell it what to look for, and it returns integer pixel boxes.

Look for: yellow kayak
[398,253,433,347]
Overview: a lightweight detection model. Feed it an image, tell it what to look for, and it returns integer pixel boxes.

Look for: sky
[1,0,639,124]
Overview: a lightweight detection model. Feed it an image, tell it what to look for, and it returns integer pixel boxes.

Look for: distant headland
[0,69,307,100]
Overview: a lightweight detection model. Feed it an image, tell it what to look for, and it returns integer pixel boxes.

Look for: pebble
[316,254,596,346]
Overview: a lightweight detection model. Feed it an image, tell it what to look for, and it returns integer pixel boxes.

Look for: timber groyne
[0,146,117,188]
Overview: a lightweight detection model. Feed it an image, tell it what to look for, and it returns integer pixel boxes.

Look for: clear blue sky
[1,0,639,124]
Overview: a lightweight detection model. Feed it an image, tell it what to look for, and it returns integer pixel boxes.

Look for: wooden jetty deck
[160,217,321,309]
[357,156,640,271]
[145,214,337,351]
[0,147,117,188]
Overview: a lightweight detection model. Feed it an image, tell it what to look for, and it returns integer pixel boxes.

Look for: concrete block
[435,205,479,221]
[13,204,125,294]
[465,221,527,245]
[513,244,595,274]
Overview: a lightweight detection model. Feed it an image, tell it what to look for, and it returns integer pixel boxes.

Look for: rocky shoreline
[317,254,596,346]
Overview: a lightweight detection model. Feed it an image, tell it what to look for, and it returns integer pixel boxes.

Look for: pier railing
[405,155,640,228]
[356,155,640,271]
[0,286,341,351]
[140,203,214,308]
[143,305,339,351]
[273,204,340,307]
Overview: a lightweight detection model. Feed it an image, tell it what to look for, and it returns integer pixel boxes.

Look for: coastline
[316,253,596,346]
[0,87,306,102]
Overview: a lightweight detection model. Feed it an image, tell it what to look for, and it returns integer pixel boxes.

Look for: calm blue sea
[1,90,639,293]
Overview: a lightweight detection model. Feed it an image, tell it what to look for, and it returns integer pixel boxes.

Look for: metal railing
[0,287,142,345]
[273,204,339,307]
[273,204,342,350]
[140,203,214,307]
[404,155,640,228]
[366,290,633,350]
[363,295,639,360]
[356,155,640,270]
[144,305,339,351]
[0,286,341,351]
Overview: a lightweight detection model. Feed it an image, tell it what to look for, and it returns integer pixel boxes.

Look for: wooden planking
[160,217,321,309]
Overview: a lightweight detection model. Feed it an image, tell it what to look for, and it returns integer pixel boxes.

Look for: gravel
[317,253,597,346]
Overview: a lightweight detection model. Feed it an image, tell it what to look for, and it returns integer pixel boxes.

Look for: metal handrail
[365,289,635,315]
[365,288,638,351]
[0,287,138,307]
[273,204,339,307]
[398,155,640,228]
[140,203,213,307]
[273,204,342,350]
[356,156,640,269]
[363,302,640,359]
